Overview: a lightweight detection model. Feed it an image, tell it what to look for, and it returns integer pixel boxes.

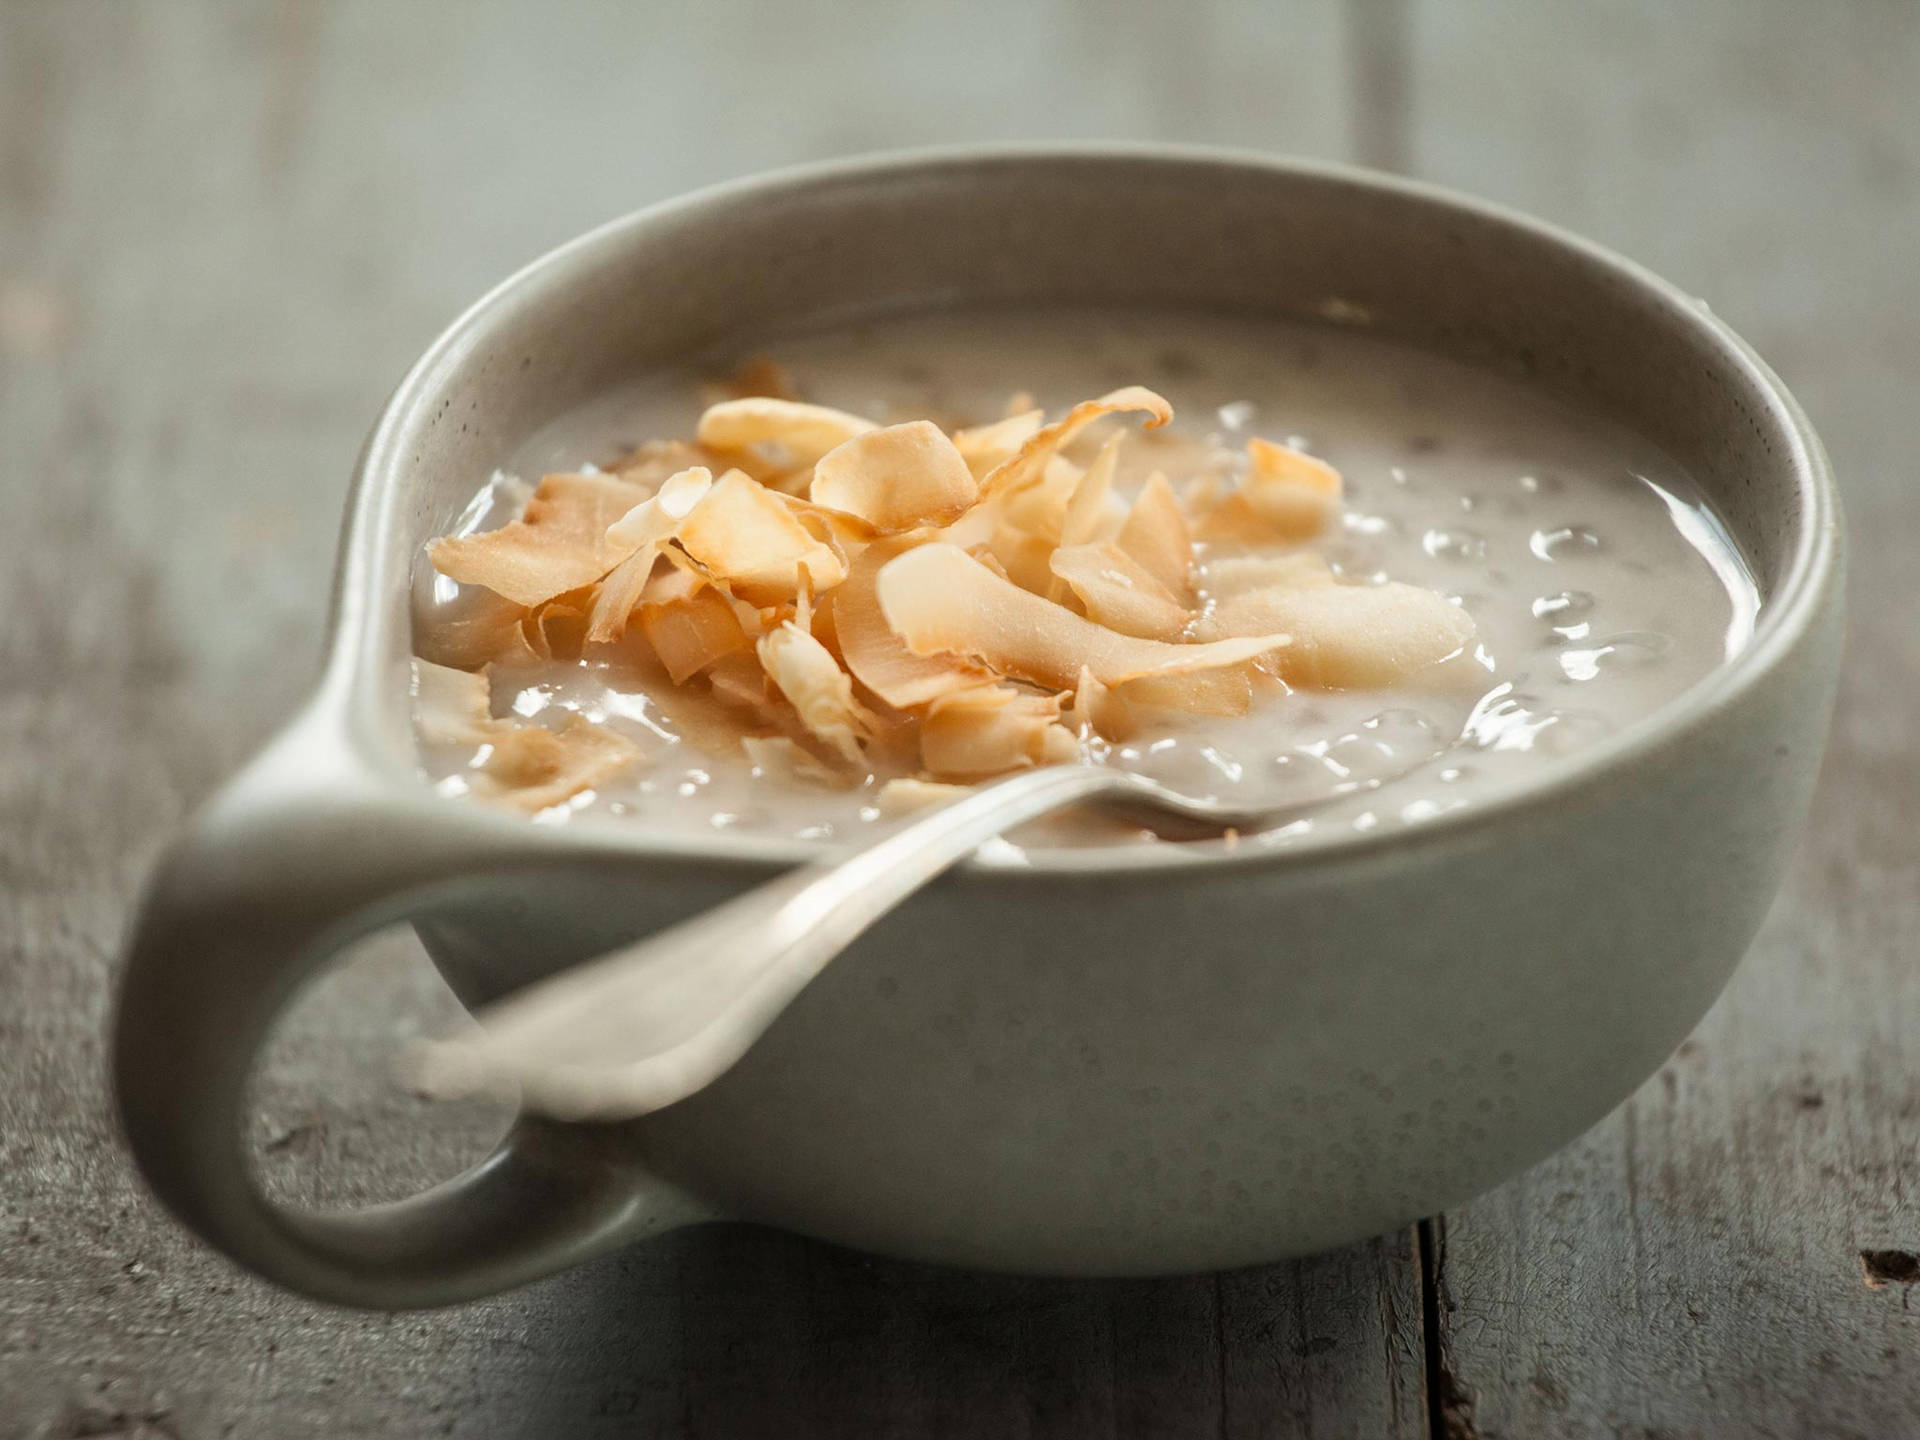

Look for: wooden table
[3,3,1913,1435]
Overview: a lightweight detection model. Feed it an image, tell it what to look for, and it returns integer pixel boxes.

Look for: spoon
[407,763,1357,1121]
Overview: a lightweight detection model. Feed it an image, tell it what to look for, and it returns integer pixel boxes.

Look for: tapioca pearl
[1343,511,1395,536]
[1532,589,1596,620]
[1545,620,1593,643]
[1515,473,1542,494]
[1528,525,1603,561]
[1557,631,1673,682]
[1436,765,1471,784]
[1457,492,1480,513]
[795,821,836,841]
[1216,400,1256,431]
[1422,527,1488,562]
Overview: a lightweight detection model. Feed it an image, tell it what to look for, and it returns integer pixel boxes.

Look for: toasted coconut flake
[589,467,716,642]
[1198,579,1475,688]
[1058,434,1123,550]
[988,520,1060,597]
[414,659,643,811]
[836,536,991,709]
[696,397,876,467]
[674,471,848,606]
[1065,664,1137,741]
[874,777,971,815]
[809,420,979,532]
[1049,542,1192,641]
[920,685,1078,779]
[526,591,593,661]
[1115,472,1196,600]
[413,659,495,744]
[952,408,1044,477]
[878,543,1288,691]
[1203,438,1343,541]
[473,712,642,813]
[1116,666,1256,717]
[1204,551,1336,598]
[756,620,872,764]
[638,583,751,683]
[416,589,540,670]
[977,387,1173,502]
[427,472,649,607]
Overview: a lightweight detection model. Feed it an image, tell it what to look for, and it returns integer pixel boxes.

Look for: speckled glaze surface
[114,147,1843,1308]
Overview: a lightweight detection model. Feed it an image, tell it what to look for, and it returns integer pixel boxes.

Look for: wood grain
[1406,4,1920,1436]
[0,3,1426,1437]
[4,0,1914,1435]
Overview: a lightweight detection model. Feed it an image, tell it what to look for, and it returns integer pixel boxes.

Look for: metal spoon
[407,763,1355,1121]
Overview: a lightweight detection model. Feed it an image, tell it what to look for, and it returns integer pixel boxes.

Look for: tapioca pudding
[410,307,1759,853]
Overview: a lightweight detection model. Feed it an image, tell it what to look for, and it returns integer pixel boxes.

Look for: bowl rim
[327,141,1842,879]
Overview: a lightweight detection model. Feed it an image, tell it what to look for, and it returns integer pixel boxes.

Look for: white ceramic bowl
[115,147,1843,1307]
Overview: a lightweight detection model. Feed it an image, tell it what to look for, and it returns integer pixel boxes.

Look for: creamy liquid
[413,307,1758,855]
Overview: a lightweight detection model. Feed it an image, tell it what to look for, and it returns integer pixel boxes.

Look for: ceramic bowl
[114,146,1843,1307]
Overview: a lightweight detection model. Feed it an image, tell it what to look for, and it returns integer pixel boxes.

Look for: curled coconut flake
[1066,664,1136,742]
[415,588,540,671]
[835,535,990,709]
[1198,579,1475,689]
[1202,438,1343,542]
[695,397,877,467]
[877,543,1288,692]
[412,659,643,811]
[976,387,1173,502]
[1049,542,1192,641]
[1114,472,1196,601]
[588,467,716,643]
[952,408,1044,478]
[810,420,979,532]
[1117,666,1255,718]
[674,471,847,606]
[920,685,1079,779]
[638,574,751,684]
[473,713,642,813]
[427,472,649,608]
[1058,434,1123,550]
[756,620,871,764]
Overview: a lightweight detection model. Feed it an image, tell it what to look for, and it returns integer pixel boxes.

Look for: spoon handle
[411,763,1129,1120]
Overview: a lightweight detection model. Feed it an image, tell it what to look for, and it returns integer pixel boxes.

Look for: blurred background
[4,3,1915,1437]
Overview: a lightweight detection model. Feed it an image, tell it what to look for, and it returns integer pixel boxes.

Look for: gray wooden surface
[0,2,1912,1436]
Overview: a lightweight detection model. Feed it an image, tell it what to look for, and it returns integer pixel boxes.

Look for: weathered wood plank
[0,3,1426,1437]
[1407,2,1920,1435]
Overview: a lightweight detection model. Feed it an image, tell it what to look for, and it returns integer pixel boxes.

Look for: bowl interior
[339,148,1828,859]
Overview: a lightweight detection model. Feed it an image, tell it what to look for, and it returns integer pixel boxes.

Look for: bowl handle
[113,704,714,1308]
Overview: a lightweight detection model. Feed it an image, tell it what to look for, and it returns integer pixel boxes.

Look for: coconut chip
[919,685,1079,779]
[412,659,642,811]
[810,420,979,532]
[834,535,991,709]
[1198,579,1475,688]
[975,386,1172,503]
[756,619,873,764]
[426,471,649,608]
[878,543,1288,692]
[1049,541,1192,641]
[1201,437,1343,541]
[673,470,848,606]
[696,397,877,467]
